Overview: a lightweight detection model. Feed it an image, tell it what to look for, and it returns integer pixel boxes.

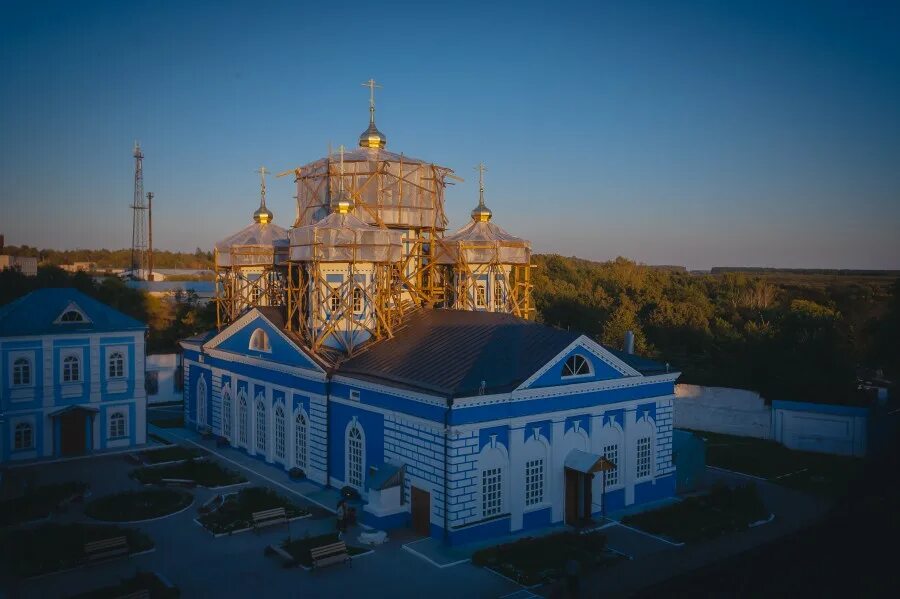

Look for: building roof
[605,347,671,376]
[337,309,582,398]
[0,288,147,337]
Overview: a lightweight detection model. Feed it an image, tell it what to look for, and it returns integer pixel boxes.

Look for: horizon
[2,0,899,271]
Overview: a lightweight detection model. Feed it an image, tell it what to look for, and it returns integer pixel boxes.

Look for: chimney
[624,330,635,355]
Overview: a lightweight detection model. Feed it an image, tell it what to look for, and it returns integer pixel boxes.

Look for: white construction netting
[289,212,403,263]
[215,222,290,267]
[436,220,531,265]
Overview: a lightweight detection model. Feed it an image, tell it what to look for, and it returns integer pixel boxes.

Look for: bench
[84,536,129,562]
[251,507,288,531]
[310,541,350,569]
[160,478,197,488]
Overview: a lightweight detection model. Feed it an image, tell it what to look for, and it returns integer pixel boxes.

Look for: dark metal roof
[605,347,671,376]
[337,309,581,398]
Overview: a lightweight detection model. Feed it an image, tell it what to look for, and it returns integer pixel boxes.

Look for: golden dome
[471,203,493,222]
[253,202,273,224]
[359,121,386,149]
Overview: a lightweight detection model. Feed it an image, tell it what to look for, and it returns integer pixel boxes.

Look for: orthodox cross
[255,166,268,206]
[475,162,487,207]
[361,78,382,123]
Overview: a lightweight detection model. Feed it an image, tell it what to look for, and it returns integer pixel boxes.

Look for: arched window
[60,309,84,322]
[329,287,341,313]
[63,355,81,382]
[493,280,504,311]
[346,421,364,490]
[598,421,624,489]
[478,443,508,518]
[249,328,270,352]
[561,354,591,378]
[13,357,31,386]
[255,399,267,453]
[352,287,363,313]
[238,394,249,446]
[274,405,286,461]
[522,433,550,508]
[14,422,33,450]
[633,416,656,481]
[295,412,308,471]
[109,411,127,439]
[196,377,207,426]
[476,282,487,308]
[222,388,233,440]
[108,352,125,378]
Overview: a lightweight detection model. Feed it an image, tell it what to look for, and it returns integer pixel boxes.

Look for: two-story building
[0,288,148,462]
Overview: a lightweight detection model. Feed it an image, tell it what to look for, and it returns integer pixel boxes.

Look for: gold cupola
[358,78,387,149]
[252,166,274,224]
[470,162,493,222]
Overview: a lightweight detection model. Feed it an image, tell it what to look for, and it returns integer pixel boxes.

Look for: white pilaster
[509,425,525,531]
[624,406,637,506]
[550,418,566,522]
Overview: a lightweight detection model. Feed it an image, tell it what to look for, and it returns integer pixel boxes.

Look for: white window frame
[238,393,249,447]
[329,286,341,314]
[13,420,35,450]
[636,435,653,480]
[352,287,363,314]
[108,410,127,439]
[493,280,504,311]
[477,441,509,519]
[524,458,545,507]
[55,302,89,324]
[255,397,267,454]
[222,387,233,440]
[345,419,365,491]
[107,350,126,379]
[61,351,82,383]
[249,328,271,352]
[561,354,593,378]
[603,442,620,488]
[12,356,32,387]
[274,404,286,461]
[295,410,309,471]
[475,282,487,308]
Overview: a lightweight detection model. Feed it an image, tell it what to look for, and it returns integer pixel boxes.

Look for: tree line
[1,245,214,269]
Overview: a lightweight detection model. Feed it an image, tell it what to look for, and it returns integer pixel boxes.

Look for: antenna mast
[130,142,148,279]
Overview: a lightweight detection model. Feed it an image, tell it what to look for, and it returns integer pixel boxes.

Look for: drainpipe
[443,396,453,544]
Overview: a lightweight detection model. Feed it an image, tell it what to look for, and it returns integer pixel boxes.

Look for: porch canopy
[49,405,99,418]
[564,449,615,474]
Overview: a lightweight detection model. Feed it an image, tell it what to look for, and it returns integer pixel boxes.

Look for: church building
[182,82,679,544]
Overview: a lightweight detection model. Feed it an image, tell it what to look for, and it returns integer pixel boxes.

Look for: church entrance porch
[564,450,616,526]
[51,405,97,457]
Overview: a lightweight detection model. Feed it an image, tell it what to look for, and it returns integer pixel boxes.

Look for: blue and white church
[0,288,148,462]
[183,86,680,544]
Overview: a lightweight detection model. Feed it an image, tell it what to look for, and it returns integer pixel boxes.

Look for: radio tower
[130,142,148,279]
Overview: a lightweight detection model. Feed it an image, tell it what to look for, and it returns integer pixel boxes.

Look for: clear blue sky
[1,0,898,270]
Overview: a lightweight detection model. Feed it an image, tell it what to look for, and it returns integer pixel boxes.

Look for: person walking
[336,499,347,540]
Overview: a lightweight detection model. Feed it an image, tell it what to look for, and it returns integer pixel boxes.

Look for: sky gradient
[1,0,898,270]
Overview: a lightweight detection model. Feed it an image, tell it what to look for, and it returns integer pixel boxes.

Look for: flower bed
[85,489,193,522]
[140,445,204,465]
[131,458,246,488]
[197,487,310,535]
[0,523,153,578]
[472,531,613,586]
[278,532,370,567]
[622,483,768,543]
[0,481,88,527]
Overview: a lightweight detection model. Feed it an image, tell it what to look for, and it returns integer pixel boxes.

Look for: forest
[2,255,897,405]
[1,245,214,269]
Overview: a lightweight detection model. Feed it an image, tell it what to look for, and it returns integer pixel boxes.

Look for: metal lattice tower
[130,142,148,278]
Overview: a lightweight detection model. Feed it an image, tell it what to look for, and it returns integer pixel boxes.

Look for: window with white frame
[256,401,267,453]
[482,467,503,517]
[59,309,85,322]
[238,395,248,446]
[249,328,270,352]
[222,390,233,440]
[476,282,487,308]
[295,412,308,470]
[603,443,619,487]
[329,287,341,313]
[636,436,652,479]
[13,357,31,386]
[274,405,286,460]
[524,459,544,506]
[14,422,34,450]
[347,424,364,488]
[63,354,81,382]
[561,354,591,377]
[108,352,125,378]
[109,411,127,439]
[251,280,263,304]
[493,280,504,310]
[352,287,363,313]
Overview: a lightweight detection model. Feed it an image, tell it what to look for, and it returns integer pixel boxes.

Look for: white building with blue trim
[0,288,148,462]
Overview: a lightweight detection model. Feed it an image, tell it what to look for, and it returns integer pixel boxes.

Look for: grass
[141,445,204,464]
[197,487,310,535]
[0,523,153,578]
[279,532,369,567]
[472,531,615,586]
[131,458,246,487]
[85,489,192,522]
[623,483,768,543]
[70,571,178,599]
[694,429,865,498]
[0,481,88,527]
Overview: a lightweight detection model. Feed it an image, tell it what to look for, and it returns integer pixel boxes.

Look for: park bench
[310,540,350,569]
[251,507,288,531]
[84,536,129,562]
[160,478,197,488]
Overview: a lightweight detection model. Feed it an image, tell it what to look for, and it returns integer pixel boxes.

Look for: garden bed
[279,532,370,568]
[623,483,768,543]
[197,487,310,535]
[0,523,153,578]
[140,445,204,465]
[472,531,615,586]
[70,571,178,598]
[131,458,246,488]
[85,489,193,522]
[0,481,88,526]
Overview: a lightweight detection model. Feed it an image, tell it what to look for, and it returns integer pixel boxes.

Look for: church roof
[0,288,147,337]
[337,309,581,398]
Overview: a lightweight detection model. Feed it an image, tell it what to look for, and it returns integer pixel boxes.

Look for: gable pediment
[517,336,641,390]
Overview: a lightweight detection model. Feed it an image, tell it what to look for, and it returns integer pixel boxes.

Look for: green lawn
[280,532,369,567]
[85,489,192,522]
[472,531,615,586]
[70,571,178,599]
[623,483,768,543]
[693,429,864,498]
[197,487,310,535]
[131,458,246,488]
[0,523,153,578]
[0,481,88,527]
[141,445,204,464]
